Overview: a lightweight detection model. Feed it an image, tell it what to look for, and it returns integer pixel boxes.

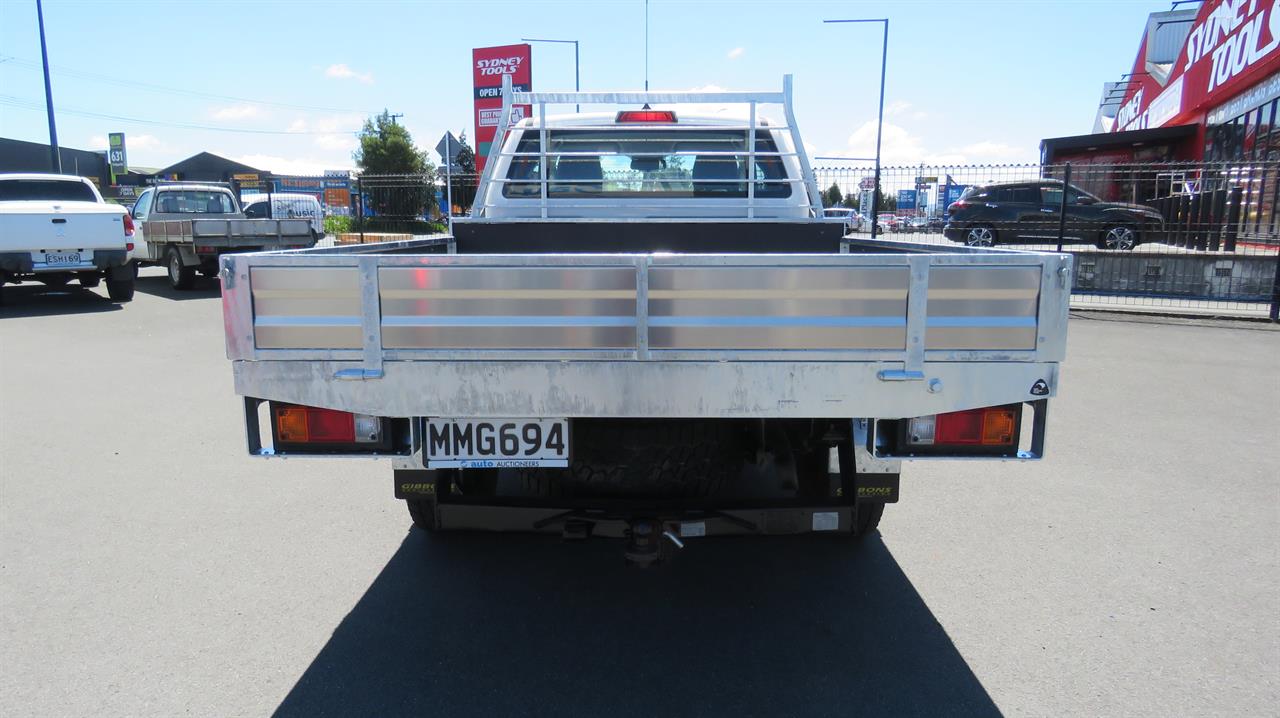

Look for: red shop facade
[1043,0,1280,165]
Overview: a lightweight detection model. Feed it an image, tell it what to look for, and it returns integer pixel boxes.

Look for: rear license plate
[425,418,569,468]
[45,252,81,266]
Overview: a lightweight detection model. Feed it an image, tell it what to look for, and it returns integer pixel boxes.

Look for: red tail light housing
[616,110,677,123]
[895,404,1022,456]
[270,403,389,451]
[948,200,968,213]
[123,212,135,236]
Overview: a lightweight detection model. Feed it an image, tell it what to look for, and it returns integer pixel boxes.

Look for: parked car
[241,192,326,241]
[0,173,135,302]
[875,212,900,232]
[943,180,1163,250]
[905,216,929,233]
[822,207,862,233]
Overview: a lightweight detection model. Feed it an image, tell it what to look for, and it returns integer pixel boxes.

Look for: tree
[353,110,436,220]
[823,182,843,208]
[842,194,858,210]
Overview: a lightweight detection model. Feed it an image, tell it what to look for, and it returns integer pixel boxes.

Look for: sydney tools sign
[472,44,532,172]
[1112,0,1280,132]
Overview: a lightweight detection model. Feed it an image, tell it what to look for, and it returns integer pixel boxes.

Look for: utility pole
[36,0,61,173]
[388,113,404,125]
[824,18,888,238]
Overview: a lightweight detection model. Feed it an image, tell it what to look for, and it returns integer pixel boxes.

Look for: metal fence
[815,161,1280,319]
[329,162,1279,319]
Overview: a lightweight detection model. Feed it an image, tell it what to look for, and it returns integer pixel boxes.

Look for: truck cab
[453,91,846,254]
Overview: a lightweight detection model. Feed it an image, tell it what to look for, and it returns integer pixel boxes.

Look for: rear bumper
[0,249,128,275]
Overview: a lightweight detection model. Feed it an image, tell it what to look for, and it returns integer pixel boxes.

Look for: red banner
[472,44,532,172]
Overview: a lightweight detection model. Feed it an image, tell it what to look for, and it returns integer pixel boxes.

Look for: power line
[0,94,359,135]
[0,56,379,115]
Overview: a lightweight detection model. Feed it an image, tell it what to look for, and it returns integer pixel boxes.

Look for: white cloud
[315,134,357,151]
[325,63,373,84]
[88,134,164,152]
[727,47,745,60]
[229,153,350,175]
[844,120,1036,166]
[885,100,912,116]
[285,114,362,151]
[211,104,262,121]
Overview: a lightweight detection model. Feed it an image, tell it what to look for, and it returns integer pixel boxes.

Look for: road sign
[859,176,876,190]
[897,189,917,210]
[915,176,938,185]
[435,132,461,163]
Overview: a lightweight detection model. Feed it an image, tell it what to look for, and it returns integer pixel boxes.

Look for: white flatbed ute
[128,183,314,290]
[220,77,1071,566]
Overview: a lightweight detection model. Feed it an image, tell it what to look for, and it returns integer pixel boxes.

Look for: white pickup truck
[218,78,1071,566]
[0,173,136,302]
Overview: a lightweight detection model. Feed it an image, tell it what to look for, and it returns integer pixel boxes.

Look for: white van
[241,193,325,240]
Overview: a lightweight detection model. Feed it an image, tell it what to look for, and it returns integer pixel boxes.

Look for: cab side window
[1041,187,1063,206]
[243,202,268,219]
[132,190,154,220]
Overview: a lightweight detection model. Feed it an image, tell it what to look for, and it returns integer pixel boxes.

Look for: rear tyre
[406,499,438,532]
[166,247,196,290]
[106,276,135,302]
[78,274,101,288]
[853,502,885,538]
[964,225,997,247]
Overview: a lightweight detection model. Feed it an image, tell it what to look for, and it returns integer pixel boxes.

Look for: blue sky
[1,0,1164,173]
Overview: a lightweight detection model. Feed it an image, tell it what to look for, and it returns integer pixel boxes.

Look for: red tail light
[906,406,1019,448]
[616,110,677,123]
[948,200,968,213]
[123,212,135,236]
[126,242,134,252]
[273,404,383,444]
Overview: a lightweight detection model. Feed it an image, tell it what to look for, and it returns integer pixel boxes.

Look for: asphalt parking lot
[2,270,1277,717]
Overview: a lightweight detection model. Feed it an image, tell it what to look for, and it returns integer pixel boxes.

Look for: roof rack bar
[510,90,787,105]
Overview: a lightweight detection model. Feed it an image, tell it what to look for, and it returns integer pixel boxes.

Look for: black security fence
[815,161,1280,319]
[344,172,480,241]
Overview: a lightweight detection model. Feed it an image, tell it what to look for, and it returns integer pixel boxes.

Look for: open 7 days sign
[472,44,532,172]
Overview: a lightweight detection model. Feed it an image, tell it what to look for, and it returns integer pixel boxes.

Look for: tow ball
[623,519,685,568]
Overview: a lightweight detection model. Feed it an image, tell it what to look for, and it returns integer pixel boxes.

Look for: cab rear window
[0,179,97,202]
[502,129,792,199]
[153,191,236,214]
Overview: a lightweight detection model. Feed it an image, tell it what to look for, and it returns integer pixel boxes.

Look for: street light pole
[824,18,888,238]
[521,37,580,112]
[36,0,61,173]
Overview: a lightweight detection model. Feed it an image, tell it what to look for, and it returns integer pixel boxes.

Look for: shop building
[1043,0,1280,164]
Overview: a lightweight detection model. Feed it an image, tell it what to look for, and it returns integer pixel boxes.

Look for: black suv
[943,180,1163,250]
